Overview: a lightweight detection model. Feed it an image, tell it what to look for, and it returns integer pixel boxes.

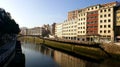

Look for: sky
[0,0,119,28]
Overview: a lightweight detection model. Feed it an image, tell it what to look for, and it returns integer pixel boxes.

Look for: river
[21,40,120,67]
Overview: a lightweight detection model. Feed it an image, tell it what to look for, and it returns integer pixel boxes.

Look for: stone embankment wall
[0,41,16,66]
[102,43,120,54]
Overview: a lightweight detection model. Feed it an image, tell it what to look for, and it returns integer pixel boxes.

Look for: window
[83,27,85,29]
[108,30,111,33]
[95,6,97,9]
[100,30,102,33]
[100,15,102,18]
[104,25,106,28]
[108,8,111,11]
[104,30,106,33]
[108,14,111,17]
[92,7,93,10]
[100,10,102,13]
[81,23,82,25]
[104,14,106,17]
[94,21,97,23]
[100,25,102,28]
[104,9,106,12]
[100,20,102,23]
[108,25,111,28]
[81,31,82,33]
[108,19,111,22]
[104,20,106,23]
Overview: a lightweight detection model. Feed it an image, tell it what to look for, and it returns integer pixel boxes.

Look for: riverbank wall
[8,41,25,67]
[19,37,120,61]
[0,40,16,67]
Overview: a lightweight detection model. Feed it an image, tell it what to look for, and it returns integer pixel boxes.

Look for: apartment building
[86,5,100,42]
[62,19,78,40]
[55,1,120,42]
[55,23,63,38]
[68,10,78,20]
[20,27,27,35]
[51,23,56,35]
[98,2,119,42]
[115,6,120,41]
[77,9,87,41]
[26,27,43,36]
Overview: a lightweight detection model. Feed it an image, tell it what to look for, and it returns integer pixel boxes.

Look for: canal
[21,40,120,67]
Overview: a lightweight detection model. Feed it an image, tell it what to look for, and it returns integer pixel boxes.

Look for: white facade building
[77,9,87,41]
[55,23,63,38]
[62,19,77,40]
[98,2,118,42]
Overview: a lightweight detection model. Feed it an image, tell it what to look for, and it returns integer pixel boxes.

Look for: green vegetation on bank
[44,39,107,60]
[19,36,120,61]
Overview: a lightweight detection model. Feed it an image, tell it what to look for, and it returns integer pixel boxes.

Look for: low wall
[0,40,16,65]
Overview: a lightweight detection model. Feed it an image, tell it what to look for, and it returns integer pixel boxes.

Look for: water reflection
[40,45,99,67]
[21,40,120,67]
[22,42,59,67]
[8,41,25,67]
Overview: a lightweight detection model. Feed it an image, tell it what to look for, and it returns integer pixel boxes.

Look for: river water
[21,41,120,67]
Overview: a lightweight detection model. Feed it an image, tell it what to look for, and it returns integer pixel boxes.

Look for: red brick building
[87,11,98,36]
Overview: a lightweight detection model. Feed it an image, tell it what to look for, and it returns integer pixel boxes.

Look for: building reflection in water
[38,45,99,67]
[21,40,120,67]
[38,45,120,67]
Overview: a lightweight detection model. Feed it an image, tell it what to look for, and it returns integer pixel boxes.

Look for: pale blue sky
[0,0,119,28]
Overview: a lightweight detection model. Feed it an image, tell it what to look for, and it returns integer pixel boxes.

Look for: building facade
[68,10,78,20]
[20,27,27,35]
[55,23,63,38]
[26,27,43,36]
[77,9,87,41]
[51,23,56,35]
[55,1,120,42]
[115,6,120,42]
[62,19,78,40]
[86,5,100,42]
[98,2,119,42]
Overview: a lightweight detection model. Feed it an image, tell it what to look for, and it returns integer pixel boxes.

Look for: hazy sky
[0,0,118,28]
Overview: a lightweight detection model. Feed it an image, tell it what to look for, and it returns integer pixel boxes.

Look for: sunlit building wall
[77,9,87,41]
[62,19,77,40]
[68,10,78,20]
[26,27,43,36]
[54,1,120,42]
[98,2,119,42]
[55,23,63,38]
